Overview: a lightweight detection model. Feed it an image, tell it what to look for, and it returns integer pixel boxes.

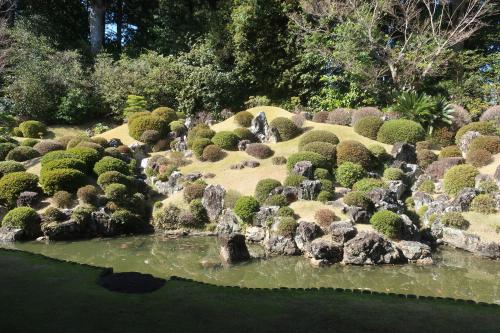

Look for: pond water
[3,235,500,303]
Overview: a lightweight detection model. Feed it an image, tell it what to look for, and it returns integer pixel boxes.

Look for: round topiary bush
[417,149,438,169]
[140,130,161,144]
[269,117,299,141]
[105,183,129,203]
[377,119,425,144]
[234,111,254,127]
[77,185,99,205]
[127,111,151,123]
[52,191,74,208]
[233,128,256,142]
[418,180,435,194]
[97,171,133,189]
[466,149,492,167]
[234,196,260,224]
[284,174,307,187]
[470,194,496,214]
[211,131,239,150]
[352,178,386,192]
[443,164,479,196]
[383,167,404,181]
[480,105,500,125]
[312,111,329,123]
[440,212,469,230]
[368,144,389,161]
[11,127,22,137]
[317,190,334,203]
[5,146,40,162]
[314,168,332,180]
[299,142,336,164]
[0,172,39,207]
[264,194,288,207]
[19,120,47,138]
[287,152,330,172]
[336,140,372,169]
[319,178,334,194]
[314,208,337,229]
[2,207,40,237]
[93,156,130,176]
[128,115,169,141]
[183,183,206,203]
[278,206,295,218]
[66,147,102,169]
[33,140,64,156]
[478,180,498,194]
[40,150,73,166]
[40,168,87,195]
[370,210,403,239]
[336,162,366,188]
[276,217,298,236]
[245,143,273,159]
[42,207,66,222]
[42,158,87,175]
[202,144,224,162]
[255,179,282,203]
[469,136,500,154]
[351,107,382,126]
[187,124,215,148]
[327,108,353,126]
[291,113,306,128]
[416,141,433,151]
[354,116,384,140]
[0,142,17,161]
[439,145,462,158]
[298,130,339,149]
[0,161,25,177]
[429,123,456,147]
[170,120,187,137]
[111,209,142,233]
[152,107,177,124]
[192,138,212,159]
[343,191,371,209]
[455,121,496,144]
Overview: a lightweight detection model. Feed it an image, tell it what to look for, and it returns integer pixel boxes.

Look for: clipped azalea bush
[336,140,372,169]
[336,162,366,188]
[466,149,492,167]
[327,108,353,125]
[202,144,225,162]
[97,171,133,189]
[0,161,25,177]
[211,131,239,150]
[187,124,215,148]
[298,130,339,149]
[440,212,469,230]
[352,178,386,192]
[343,191,372,210]
[284,174,307,187]
[439,145,462,158]
[245,143,273,159]
[42,158,87,175]
[255,179,282,203]
[40,168,87,195]
[93,156,130,176]
[5,146,40,162]
[152,107,177,124]
[354,116,384,139]
[234,111,254,127]
[264,194,288,207]
[41,150,74,166]
[66,147,102,169]
[234,196,260,224]
[128,115,169,141]
[299,142,336,164]
[33,140,64,155]
[314,208,336,228]
[1,206,40,237]
[471,194,497,214]
[0,142,17,161]
[383,167,404,181]
[192,138,212,159]
[286,151,330,171]
[0,172,39,207]
[377,119,425,144]
[233,128,256,141]
[52,191,74,208]
[468,136,500,154]
[183,183,206,203]
[443,164,479,196]
[269,117,299,141]
[19,120,47,138]
[417,149,438,169]
[77,185,99,205]
[455,121,496,144]
[370,210,403,238]
[351,107,382,126]
[312,111,329,123]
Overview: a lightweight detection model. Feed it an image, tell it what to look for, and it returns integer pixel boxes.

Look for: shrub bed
[269,117,299,141]
[140,130,161,144]
[354,116,384,139]
[211,131,239,150]
[183,183,206,203]
[0,172,39,207]
[271,156,287,165]
[284,174,307,187]
[443,164,479,196]
[336,140,372,169]
[245,143,273,159]
[277,217,298,236]
[0,142,17,161]
[234,196,260,224]
[42,158,87,176]
[152,107,177,124]
[40,168,87,195]
[370,210,403,238]
[377,119,425,144]
[264,194,288,207]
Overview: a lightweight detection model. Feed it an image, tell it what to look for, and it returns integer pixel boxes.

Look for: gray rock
[218,233,250,264]
[41,220,83,241]
[494,165,500,186]
[294,221,323,252]
[442,227,500,259]
[90,211,121,236]
[298,180,321,200]
[397,241,433,264]
[216,209,241,235]
[425,157,464,180]
[365,188,402,213]
[229,163,245,170]
[250,112,280,143]
[411,174,432,192]
[16,191,40,208]
[387,180,406,200]
[402,163,422,186]
[329,221,357,243]
[129,142,150,161]
[184,172,203,182]
[108,138,123,148]
[155,171,184,195]
[242,160,260,168]
[0,227,24,241]
[391,143,417,164]
[293,161,314,179]
[451,187,478,212]
[202,184,226,221]
[245,226,266,243]
[253,206,279,226]
[173,138,188,152]
[342,232,402,265]
[309,238,343,263]
[264,235,299,255]
[238,140,251,151]
[401,214,419,241]
[458,131,481,155]
[412,191,433,211]
[269,186,298,203]
[346,206,370,224]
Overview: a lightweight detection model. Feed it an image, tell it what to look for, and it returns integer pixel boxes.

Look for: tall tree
[89,0,108,55]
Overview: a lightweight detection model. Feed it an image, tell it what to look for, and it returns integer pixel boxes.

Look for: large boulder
[298,180,322,200]
[218,233,250,264]
[391,143,417,164]
[41,220,83,241]
[129,142,150,161]
[202,184,226,221]
[0,227,24,242]
[397,241,433,265]
[245,226,266,243]
[425,157,464,180]
[342,232,402,265]
[293,161,314,179]
[451,188,478,212]
[250,112,280,143]
[387,180,406,200]
[154,171,184,195]
[401,163,422,186]
[269,186,298,203]
[90,211,121,236]
[346,206,370,224]
[16,191,40,208]
[442,227,500,259]
[216,209,241,235]
[238,139,251,151]
[309,238,343,263]
[365,188,402,213]
[253,206,279,226]
[294,221,323,252]
[264,235,299,255]
[329,221,357,243]
[400,214,420,241]
[458,131,481,155]
[412,191,433,211]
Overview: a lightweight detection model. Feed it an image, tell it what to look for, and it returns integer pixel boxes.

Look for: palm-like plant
[428,96,454,134]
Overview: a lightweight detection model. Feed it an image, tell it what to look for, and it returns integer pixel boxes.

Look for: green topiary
[278,206,295,218]
[0,161,25,177]
[343,191,371,209]
[468,136,500,154]
[383,168,404,181]
[429,122,455,147]
[93,156,130,176]
[276,217,298,236]
[298,130,339,149]
[354,116,384,139]
[0,172,39,207]
[140,130,161,144]
[234,111,254,127]
[183,183,207,203]
[211,131,239,150]
[152,107,177,124]
[466,149,492,167]
[5,146,40,162]
[319,178,334,194]
[19,120,47,138]
[2,207,40,237]
[377,119,425,144]
[104,183,129,203]
[128,115,169,141]
[478,180,498,194]
[189,198,209,225]
[40,168,86,195]
[439,145,462,158]
[52,191,74,208]
[352,178,386,192]
[77,185,99,205]
[42,158,87,175]
[66,136,92,149]
[233,128,255,141]
[255,179,282,203]
[443,164,479,196]
[264,194,288,207]
[336,162,366,188]
[455,121,497,144]
[299,142,336,164]
[40,150,73,166]
[11,127,22,137]
[284,174,307,187]
[440,212,470,230]
[66,147,101,170]
[370,210,403,239]
[317,190,333,203]
[417,149,438,169]
[269,117,299,141]
[234,196,260,224]
[314,168,332,180]
[418,180,435,194]
[191,138,212,159]
[43,207,66,222]
[21,138,38,147]
[286,151,330,171]
[0,142,17,161]
[187,124,215,148]
[470,194,497,214]
[202,144,224,162]
[336,140,373,169]
[97,171,133,189]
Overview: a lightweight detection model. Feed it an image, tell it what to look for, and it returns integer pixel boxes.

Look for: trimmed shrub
[319,178,334,194]
[336,140,372,169]
[40,168,86,195]
[140,130,161,144]
[471,194,496,214]
[354,116,384,139]
[416,141,433,151]
[153,204,180,229]
[234,196,260,224]
[245,143,273,159]
[469,136,500,154]
[0,161,25,177]
[383,167,404,181]
[93,156,130,176]
[286,151,330,171]
[233,128,255,141]
[104,183,129,203]
[52,191,74,208]
[224,189,242,209]
[192,138,212,159]
[343,191,371,209]
[300,142,336,163]
[440,212,470,230]
[111,209,142,233]
[314,168,332,180]
[480,105,500,125]
[6,146,39,162]
[0,142,17,161]
[234,111,254,127]
[298,130,339,149]
[418,180,435,194]
[211,131,239,150]
[312,111,329,123]
[327,108,353,125]
[77,185,99,205]
[40,150,73,166]
[439,145,462,158]
[269,117,299,141]
[97,171,132,189]
[43,207,66,222]
[417,149,438,169]
[455,121,496,144]
[368,144,389,161]
[466,149,492,167]
[264,194,288,207]
[278,206,295,218]
[66,147,101,169]
[314,208,336,229]
[91,137,108,147]
[170,120,187,137]
[443,164,479,196]
[370,210,403,239]
[449,104,472,129]
[11,127,22,137]
[183,183,206,203]
[284,174,307,187]
[2,207,40,236]
[21,138,38,147]
[352,178,386,192]
[377,119,425,144]
[336,162,366,188]
[276,217,298,236]
[189,199,209,225]
[127,111,151,123]
[187,124,215,148]
[33,140,64,155]
[429,123,455,147]
[291,113,306,128]
[71,206,93,225]
[478,180,498,194]
[255,179,281,203]
[0,172,39,207]
[128,115,168,141]
[19,120,47,138]
[317,190,334,203]
[152,107,177,124]
[42,158,87,175]
[351,107,382,126]
[202,144,224,162]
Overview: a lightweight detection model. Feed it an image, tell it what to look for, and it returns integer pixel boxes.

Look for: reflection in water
[3,235,500,303]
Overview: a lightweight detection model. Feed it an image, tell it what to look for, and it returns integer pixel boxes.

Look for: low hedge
[40,168,87,195]
[245,143,274,159]
[336,162,366,188]
[0,172,39,207]
[19,120,47,138]
[234,196,260,224]
[234,111,254,127]
[336,140,372,169]
[286,151,330,171]
[5,146,40,162]
[370,210,403,239]
[0,161,25,177]
[443,164,479,196]
[354,116,384,139]
[93,156,130,176]
[455,121,497,144]
[299,142,336,164]
[211,131,240,150]
[269,117,299,141]
[1,207,40,237]
[255,179,282,203]
[298,130,339,149]
[377,119,425,144]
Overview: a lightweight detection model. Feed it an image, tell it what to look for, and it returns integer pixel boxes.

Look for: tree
[89,0,108,55]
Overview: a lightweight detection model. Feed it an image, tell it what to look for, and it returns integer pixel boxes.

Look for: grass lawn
[1,249,499,333]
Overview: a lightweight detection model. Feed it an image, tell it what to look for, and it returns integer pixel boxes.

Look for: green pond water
[3,235,500,303]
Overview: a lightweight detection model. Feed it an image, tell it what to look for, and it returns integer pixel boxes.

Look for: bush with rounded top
[66,136,92,149]
[291,113,305,128]
[77,185,99,205]
[234,111,254,127]
[272,156,287,165]
[52,191,74,208]
[383,168,404,181]
[354,116,384,139]
[286,151,330,171]
[370,210,403,238]
[0,142,17,161]
[104,183,129,203]
[21,138,38,147]
[75,141,106,156]
[480,105,500,125]
[443,164,479,196]
[11,127,22,137]
[439,145,462,158]
[351,107,382,126]
[6,146,39,162]
[298,130,339,149]
[111,209,142,233]
[140,130,161,144]
[192,138,212,159]
[440,212,469,230]
[183,183,206,203]
[189,198,209,225]
[2,207,40,236]
[368,144,389,160]
[327,108,353,125]
[33,140,64,155]
[278,206,295,218]
[269,117,299,141]
[19,120,47,138]
[127,111,151,123]
[224,189,242,209]
[416,141,433,151]
[93,156,130,176]
[317,190,334,203]
[211,131,239,150]
[276,217,298,236]
[417,149,438,169]
[319,178,334,194]
[233,128,255,141]
[97,171,132,189]
[264,194,288,207]
[42,158,87,175]
[0,172,39,207]
[471,194,496,214]
[352,178,386,192]
[429,123,455,147]
[43,207,66,222]
[255,179,281,203]
[336,140,372,169]
[187,124,215,148]
[152,107,177,124]
[343,191,371,209]
[40,168,86,195]
[314,168,332,180]
[314,208,336,229]
[245,143,273,159]
[170,121,187,137]
[312,111,329,123]
[234,196,260,224]
[469,136,500,154]
[128,115,168,141]
[336,162,366,188]
[0,161,25,177]
[478,180,498,194]
[418,180,435,194]
[377,119,425,144]
[300,142,336,163]
[455,121,496,144]
[202,144,224,162]
[466,149,492,167]
[284,174,307,187]
[40,150,73,166]
[66,147,101,169]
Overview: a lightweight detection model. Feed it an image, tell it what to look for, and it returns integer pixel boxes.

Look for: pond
[3,235,500,304]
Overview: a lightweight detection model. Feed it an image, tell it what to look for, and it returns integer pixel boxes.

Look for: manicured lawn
[1,249,499,333]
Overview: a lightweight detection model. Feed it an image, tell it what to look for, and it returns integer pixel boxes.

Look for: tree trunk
[89,0,106,55]
[116,0,123,52]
